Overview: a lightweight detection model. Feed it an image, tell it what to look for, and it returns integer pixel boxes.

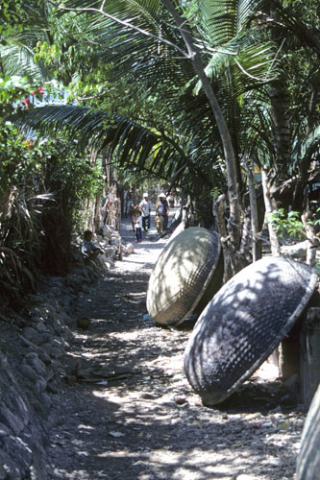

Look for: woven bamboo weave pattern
[184,256,318,405]
[146,227,222,326]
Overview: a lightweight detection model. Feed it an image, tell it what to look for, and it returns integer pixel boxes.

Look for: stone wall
[0,263,103,479]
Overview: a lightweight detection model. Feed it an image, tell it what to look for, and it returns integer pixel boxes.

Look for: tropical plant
[0,74,106,306]
[8,0,284,274]
[5,0,320,279]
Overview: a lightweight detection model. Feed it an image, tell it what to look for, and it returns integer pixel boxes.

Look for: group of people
[80,191,172,262]
[129,192,170,242]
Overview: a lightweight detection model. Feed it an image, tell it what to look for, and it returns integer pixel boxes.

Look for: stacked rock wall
[0,263,102,479]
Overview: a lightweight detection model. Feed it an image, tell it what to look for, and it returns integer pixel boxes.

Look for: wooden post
[279,321,301,380]
[300,308,320,408]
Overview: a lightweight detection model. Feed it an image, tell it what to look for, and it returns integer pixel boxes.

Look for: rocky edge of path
[0,223,313,480]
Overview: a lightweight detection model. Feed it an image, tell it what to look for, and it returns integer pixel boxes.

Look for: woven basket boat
[146,227,223,326]
[184,256,318,406]
[296,384,320,480]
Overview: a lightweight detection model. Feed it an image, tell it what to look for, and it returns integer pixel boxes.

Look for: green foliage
[0,75,29,115]
[269,208,320,240]
[0,131,105,304]
[0,76,43,199]
[37,143,105,274]
[269,209,320,275]
[34,41,61,66]
[4,0,281,206]
[269,208,305,239]
[1,0,320,285]
[0,77,105,304]
[42,142,105,235]
[0,127,48,305]
[210,186,222,200]
[0,0,23,37]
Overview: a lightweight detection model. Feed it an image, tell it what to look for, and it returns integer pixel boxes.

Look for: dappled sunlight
[184,256,317,406]
[147,228,222,326]
[53,375,302,480]
[49,221,309,480]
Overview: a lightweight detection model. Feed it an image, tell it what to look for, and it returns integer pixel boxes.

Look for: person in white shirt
[135,210,143,242]
[139,193,152,232]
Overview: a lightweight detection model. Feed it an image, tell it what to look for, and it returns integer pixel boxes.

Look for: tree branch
[48,0,189,58]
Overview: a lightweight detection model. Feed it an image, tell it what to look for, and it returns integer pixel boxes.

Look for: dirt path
[48,217,304,480]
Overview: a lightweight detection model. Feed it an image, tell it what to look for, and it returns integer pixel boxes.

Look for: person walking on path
[139,193,152,232]
[156,193,169,233]
[135,209,143,242]
[129,202,137,231]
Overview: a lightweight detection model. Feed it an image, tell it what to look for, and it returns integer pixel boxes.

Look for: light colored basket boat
[146,227,223,326]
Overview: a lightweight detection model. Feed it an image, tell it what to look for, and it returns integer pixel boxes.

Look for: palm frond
[266,0,320,55]
[0,45,50,82]
[62,0,161,19]
[195,36,278,95]
[293,125,320,167]
[197,0,261,46]
[9,105,195,185]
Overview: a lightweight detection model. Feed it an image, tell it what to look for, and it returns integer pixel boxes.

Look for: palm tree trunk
[161,0,242,276]
[261,168,281,256]
[216,194,234,281]
[302,200,317,266]
[269,75,292,179]
[245,164,262,261]
[269,14,291,207]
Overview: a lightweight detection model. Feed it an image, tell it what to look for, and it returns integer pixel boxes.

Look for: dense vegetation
[1,0,319,303]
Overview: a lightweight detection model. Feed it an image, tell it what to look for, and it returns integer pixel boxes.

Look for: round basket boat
[184,256,318,406]
[296,385,320,480]
[146,227,223,326]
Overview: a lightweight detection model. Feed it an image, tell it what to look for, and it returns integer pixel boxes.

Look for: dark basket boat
[184,256,318,405]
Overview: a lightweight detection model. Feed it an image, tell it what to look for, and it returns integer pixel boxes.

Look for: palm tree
[264,0,320,209]
[10,0,282,275]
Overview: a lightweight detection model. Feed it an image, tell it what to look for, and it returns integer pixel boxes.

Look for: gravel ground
[47,215,305,480]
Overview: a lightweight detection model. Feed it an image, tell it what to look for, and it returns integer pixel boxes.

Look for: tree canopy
[1,0,319,293]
